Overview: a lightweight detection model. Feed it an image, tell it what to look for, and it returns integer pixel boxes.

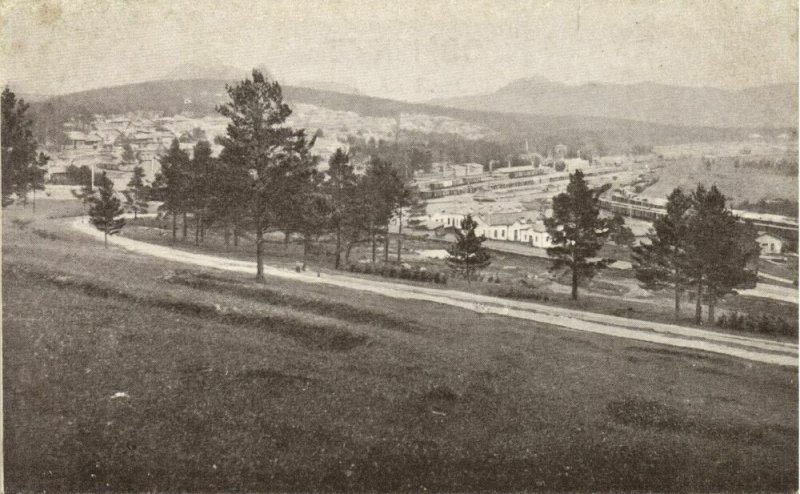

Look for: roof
[756,232,785,241]
[65,131,102,142]
[492,165,539,175]
[478,210,540,226]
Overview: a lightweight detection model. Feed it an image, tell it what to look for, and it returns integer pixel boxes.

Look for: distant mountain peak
[163,63,249,81]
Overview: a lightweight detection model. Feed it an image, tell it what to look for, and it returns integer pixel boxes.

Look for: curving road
[73,217,798,367]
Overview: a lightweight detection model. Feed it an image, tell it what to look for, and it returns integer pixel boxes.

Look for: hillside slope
[28,79,791,153]
[431,77,798,129]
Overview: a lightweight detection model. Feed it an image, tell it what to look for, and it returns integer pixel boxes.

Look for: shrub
[388,267,397,278]
[364,264,373,275]
[348,264,357,273]
[717,311,795,336]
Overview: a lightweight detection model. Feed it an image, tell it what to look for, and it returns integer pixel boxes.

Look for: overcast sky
[1,0,797,101]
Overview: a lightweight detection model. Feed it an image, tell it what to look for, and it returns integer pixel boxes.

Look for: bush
[364,264,373,275]
[388,267,397,278]
[348,264,357,273]
[717,311,795,336]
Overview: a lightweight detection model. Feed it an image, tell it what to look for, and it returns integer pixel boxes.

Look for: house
[756,232,784,255]
[65,131,102,150]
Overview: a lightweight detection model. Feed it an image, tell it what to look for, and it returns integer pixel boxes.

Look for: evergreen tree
[544,170,612,300]
[325,148,359,269]
[27,152,48,213]
[88,172,125,248]
[446,214,491,286]
[158,139,191,242]
[72,171,112,210]
[217,69,310,281]
[632,188,692,319]
[685,185,759,323]
[363,156,406,263]
[188,140,215,245]
[2,87,48,206]
[125,165,147,219]
[127,165,145,190]
[272,134,320,250]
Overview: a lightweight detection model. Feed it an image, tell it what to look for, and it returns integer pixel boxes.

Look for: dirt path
[73,217,798,367]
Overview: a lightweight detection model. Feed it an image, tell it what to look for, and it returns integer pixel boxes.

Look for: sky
[1,0,797,101]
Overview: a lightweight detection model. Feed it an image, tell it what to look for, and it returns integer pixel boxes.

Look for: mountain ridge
[27,78,793,155]
[430,77,798,128]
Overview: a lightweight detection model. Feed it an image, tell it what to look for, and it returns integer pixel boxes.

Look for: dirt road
[73,217,798,367]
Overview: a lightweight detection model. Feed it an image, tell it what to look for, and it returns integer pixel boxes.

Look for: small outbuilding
[756,232,784,255]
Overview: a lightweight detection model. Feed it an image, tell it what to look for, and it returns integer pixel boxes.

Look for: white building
[756,233,784,255]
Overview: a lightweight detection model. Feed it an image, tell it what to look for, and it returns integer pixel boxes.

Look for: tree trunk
[200,217,205,244]
[32,188,36,213]
[466,265,471,287]
[674,285,681,320]
[182,212,188,240]
[345,240,354,264]
[255,225,265,282]
[172,213,177,244]
[224,224,230,250]
[335,224,342,269]
[396,210,403,263]
[284,231,291,249]
[694,278,703,324]
[370,222,376,263]
[303,233,310,263]
[384,230,389,262]
[104,229,108,248]
[233,223,239,247]
[195,214,200,246]
[571,268,579,300]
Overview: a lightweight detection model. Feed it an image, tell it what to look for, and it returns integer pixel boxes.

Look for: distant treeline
[26,78,795,155]
[731,156,799,176]
[736,198,798,218]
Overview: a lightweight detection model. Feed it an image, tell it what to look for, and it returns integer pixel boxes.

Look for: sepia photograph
[1,0,798,491]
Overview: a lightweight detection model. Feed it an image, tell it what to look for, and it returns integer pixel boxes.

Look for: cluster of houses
[47,114,229,186]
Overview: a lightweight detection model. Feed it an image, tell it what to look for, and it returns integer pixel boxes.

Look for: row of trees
[534,169,758,325]
[1,88,49,210]
[152,70,411,281]
[632,185,759,324]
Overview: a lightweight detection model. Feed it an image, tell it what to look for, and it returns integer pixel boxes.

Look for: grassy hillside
[3,200,797,491]
[28,79,786,154]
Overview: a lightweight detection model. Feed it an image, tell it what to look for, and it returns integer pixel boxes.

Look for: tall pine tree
[2,87,48,207]
[325,148,358,269]
[157,139,191,243]
[685,185,759,324]
[544,170,612,300]
[217,69,311,281]
[632,188,692,319]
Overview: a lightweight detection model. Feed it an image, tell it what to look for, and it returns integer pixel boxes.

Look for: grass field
[645,157,798,205]
[3,200,798,491]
